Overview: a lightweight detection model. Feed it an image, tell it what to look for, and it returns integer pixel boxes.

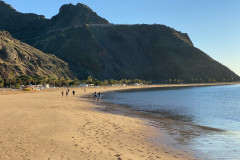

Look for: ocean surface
[102,84,240,160]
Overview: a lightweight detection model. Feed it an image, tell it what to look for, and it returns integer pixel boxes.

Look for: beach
[0,84,234,160]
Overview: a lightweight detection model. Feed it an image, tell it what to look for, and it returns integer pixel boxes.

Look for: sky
[3,0,240,76]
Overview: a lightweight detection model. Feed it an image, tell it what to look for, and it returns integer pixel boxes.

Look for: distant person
[61,90,64,98]
[98,92,101,97]
[68,88,70,92]
[66,91,68,97]
[84,88,86,92]
[73,90,75,96]
[97,92,101,100]
[94,92,97,99]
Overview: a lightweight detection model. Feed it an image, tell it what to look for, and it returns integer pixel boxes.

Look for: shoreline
[0,81,239,95]
[91,84,232,160]
[0,83,238,159]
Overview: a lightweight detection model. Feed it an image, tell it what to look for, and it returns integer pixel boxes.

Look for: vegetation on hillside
[0,31,74,79]
[1,74,237,89]
[32,25,239,83]
[0,75,152,88]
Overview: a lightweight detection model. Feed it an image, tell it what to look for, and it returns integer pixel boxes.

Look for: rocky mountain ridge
[0,1,238,82]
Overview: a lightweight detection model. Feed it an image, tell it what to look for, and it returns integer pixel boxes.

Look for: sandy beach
[0,83,235,160]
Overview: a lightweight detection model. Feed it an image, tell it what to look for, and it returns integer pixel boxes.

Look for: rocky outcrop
[0,31,73,78]
[50,3,109,29]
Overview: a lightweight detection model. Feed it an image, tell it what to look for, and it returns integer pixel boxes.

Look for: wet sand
[0,83,236,160]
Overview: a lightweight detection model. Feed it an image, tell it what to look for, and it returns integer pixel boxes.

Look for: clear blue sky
[3,0,240,75]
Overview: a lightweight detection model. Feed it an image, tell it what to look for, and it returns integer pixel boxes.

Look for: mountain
[0,1,108,42]
[32,24,238,82]
[0,1,238,82]
[0,31,73,79]
[0,1,48,42]
[49,3,109,29]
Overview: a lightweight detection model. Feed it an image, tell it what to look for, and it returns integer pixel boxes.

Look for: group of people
[61,89,102,100]
[94,92,101,100]
[61,88,75,98]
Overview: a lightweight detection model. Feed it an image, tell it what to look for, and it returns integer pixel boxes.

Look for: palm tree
[58,77,64,87]
[42,76,48,85]
[64,78,71,87]
[103,80,109,86]
[25,76,33,85]
[109,79,115,85]
[54,77,58,87]
[17,75,32,85]
[33,76,39,85]
[38,77,44,85]
[0,78,4,88]
[72,78,79,86]
[50,76,57,88]
[16,77,23,86]
[8,71,15,89]
[86,76,93,84]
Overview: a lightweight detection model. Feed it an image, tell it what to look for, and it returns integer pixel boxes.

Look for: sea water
[103,85,240,160]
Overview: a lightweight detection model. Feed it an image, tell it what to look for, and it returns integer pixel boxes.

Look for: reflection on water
[193,132,240,160]
[102,84,240,160]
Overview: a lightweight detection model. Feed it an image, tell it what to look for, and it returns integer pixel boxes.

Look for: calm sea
[102,84,240,160]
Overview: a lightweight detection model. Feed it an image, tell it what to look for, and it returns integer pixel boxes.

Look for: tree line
[0,75,236,88]
[0,75,152,88]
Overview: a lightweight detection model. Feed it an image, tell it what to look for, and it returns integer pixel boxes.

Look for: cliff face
[0,31,73,78]
[0,1,238,82]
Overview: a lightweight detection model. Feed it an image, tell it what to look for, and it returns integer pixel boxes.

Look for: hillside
[33,24,238,82]
[0,31,73,79]
[0,1,238,82]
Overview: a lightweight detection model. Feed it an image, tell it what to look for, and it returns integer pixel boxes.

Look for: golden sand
[1,84,231,159]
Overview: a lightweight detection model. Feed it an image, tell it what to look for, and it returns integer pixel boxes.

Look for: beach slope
[0,86,201,160]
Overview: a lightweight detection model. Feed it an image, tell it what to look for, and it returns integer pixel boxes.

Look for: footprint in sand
[115,154,122,160]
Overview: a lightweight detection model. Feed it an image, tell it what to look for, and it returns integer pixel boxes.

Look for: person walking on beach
[94,92,97,99]
[97,92,101,100]
[66,91,68,98]
[72,90,75,96]
[61,90,64,98]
